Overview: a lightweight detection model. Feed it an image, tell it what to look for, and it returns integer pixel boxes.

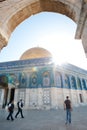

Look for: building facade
[0,57,87,109]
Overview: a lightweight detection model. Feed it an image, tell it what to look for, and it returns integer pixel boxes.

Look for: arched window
[55,72,62,87]
[30,72,38,88]
[71,76,76,89]
[19,72,27,88]
[0,74,8,87]
[43,71,50,87]
[82,79,86,90]
[77,77,82,90]
[64,74,70,88]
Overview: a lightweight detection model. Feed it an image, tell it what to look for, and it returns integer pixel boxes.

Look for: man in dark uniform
[15,99,24,118]
[7,100,14,121]
[64,96,72,124]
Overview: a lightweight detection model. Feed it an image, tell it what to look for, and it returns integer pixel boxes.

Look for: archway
[0,0,87,56]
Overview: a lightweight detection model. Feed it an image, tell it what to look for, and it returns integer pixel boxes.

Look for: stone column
[7,88,11,103]
[61,73,65,88]
[82,18,87,57]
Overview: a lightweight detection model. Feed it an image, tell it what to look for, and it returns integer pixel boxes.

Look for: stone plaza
[0,106,87,130]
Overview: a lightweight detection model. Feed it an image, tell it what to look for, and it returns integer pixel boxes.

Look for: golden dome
[20,47,52,60]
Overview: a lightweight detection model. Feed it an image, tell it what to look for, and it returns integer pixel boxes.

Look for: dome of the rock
[20,47,52,60]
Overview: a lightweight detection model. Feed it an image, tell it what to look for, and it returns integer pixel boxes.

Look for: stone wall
[14,87,87,110]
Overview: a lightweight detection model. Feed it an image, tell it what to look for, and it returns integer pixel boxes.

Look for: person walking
[64,96,72,125]
[6,100,14,121]
[15,99,24,118]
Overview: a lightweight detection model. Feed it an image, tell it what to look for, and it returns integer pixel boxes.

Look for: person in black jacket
[15,99,24,118]
[6,100,14,121]
[64,96,72,124]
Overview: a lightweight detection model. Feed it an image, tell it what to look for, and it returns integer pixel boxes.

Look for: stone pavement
[0,106,87,130]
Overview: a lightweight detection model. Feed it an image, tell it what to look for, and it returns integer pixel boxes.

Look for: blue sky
[0,12,87,70]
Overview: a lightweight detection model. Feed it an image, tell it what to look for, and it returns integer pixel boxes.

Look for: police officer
[15,99,24,118]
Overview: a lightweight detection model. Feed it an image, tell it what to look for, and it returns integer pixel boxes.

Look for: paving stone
[0,106,87,130]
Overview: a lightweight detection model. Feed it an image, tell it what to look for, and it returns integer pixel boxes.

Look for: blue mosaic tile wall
[0,57,87,90]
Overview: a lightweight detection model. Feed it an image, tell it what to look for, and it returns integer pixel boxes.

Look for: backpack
[8,103,12,111]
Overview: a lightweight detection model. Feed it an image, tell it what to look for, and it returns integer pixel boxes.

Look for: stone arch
[7,0,77,34]
[0,0,82,50]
